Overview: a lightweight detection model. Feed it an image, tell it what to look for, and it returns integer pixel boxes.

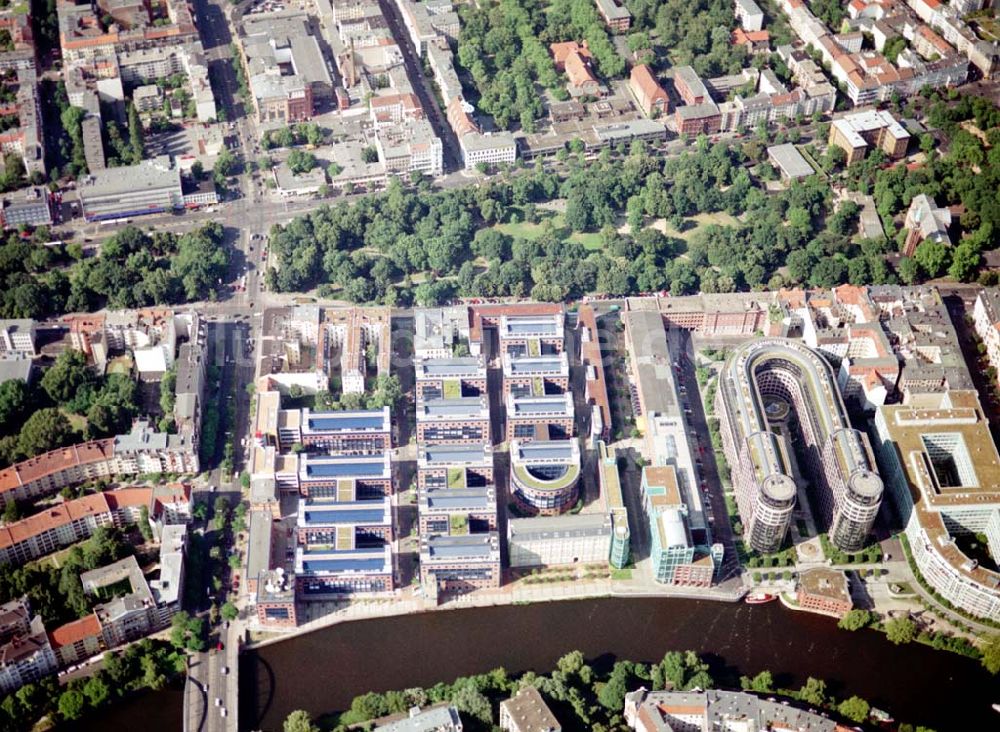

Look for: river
[77,597,998,731]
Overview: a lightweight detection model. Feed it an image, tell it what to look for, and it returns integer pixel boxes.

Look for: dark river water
[77,598,998,731]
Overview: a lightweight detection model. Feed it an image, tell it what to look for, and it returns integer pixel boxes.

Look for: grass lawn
[91,576,134,602]
[61,409,88,433]
[443,379,462,399]
[28,544,79,570]
[610,567,633,581]
[447,467,465,489]
[449,514,469,536]
[107,355,134,375]
[657,211,742,242]
[495,208,605,250]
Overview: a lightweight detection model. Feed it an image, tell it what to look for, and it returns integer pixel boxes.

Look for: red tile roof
[48,614,101,649]
[630,64,667,103]
[564,51,598,89]
[550,41,591,69]
[0,440,116,496]
[0,488,151,550]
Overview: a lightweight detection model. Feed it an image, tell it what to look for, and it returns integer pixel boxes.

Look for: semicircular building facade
[716,338,883,554]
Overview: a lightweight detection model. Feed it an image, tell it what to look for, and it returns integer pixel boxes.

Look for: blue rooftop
[518,442,575,461]
[304,507,388,525]
[301,558,388,574]
[422,444,487,464]
[426,492,491,510]
[304,459,387,478]
[307,412,386,432]
[507,322,557,335]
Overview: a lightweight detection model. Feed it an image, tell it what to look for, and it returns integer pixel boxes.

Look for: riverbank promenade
[240,575,748,649]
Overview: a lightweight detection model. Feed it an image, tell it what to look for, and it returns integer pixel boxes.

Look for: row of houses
[776,0,988,107]
[0,515,188,694]
[0,9,46,180]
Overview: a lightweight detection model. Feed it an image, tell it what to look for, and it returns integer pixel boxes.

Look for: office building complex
[414,330,500,597]
[641,467,716,586]
[507,513,612,568]
[419,533,501,594]
[502,353,569,399]
[600,442,630,570]
[295,542,394,598]
[505,394,574,443]
[417,443,497,536]
[509,439,581,515]
[415,357,487,400]
[255,569,297,627]
[77,155,183,221]
[417,397,490,444]
[273,407,392,454]
[873,390,1000,622]
[716,339,883,553]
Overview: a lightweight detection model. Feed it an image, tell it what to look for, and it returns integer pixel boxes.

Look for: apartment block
[321,307,391,395]
[828,109,910,164]
[0,599,58,694]
[578,305,612,444]
[973,289,1000,391]
[0,488,150,567]
[500,686,561,732]
[413,307,472,359]
[0,319,35,357]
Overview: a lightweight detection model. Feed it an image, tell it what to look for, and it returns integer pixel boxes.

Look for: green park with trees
[0,349,145,469]
[280,649,937,732]
[262,89,1000,307]
[0,222,230,320]
[0,639,185,731]
[0,527,135,627]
